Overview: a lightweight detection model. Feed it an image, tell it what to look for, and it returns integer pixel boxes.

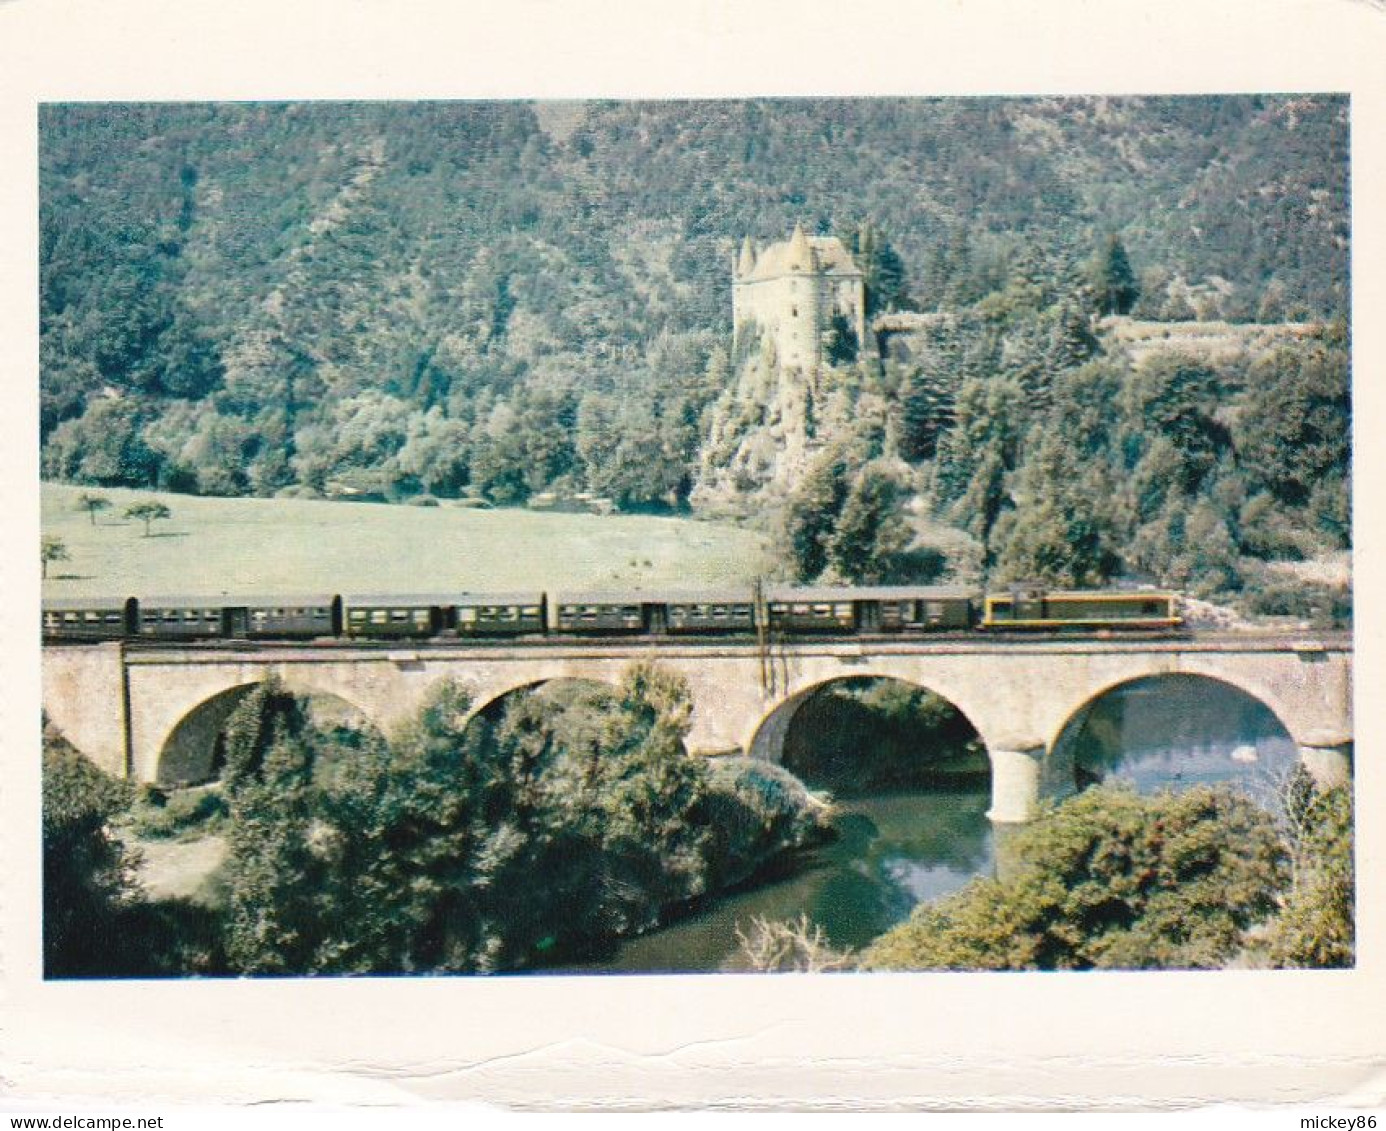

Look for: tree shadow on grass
[143,531,189,539]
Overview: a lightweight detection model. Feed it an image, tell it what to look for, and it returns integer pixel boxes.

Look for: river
[556,675,1297,974]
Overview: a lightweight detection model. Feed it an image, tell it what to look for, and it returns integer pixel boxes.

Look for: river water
[559,675,1298,974]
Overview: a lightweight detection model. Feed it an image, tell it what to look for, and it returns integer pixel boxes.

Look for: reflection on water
[1066,676,1297,809]
[561,786,994,974]
[550,676,1298,975]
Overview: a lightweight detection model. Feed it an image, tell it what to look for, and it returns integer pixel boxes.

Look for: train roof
[451,592,547,606]
[139,594,337,608]
[983,588,1178,600]
[341,592,469,606]
[766,585,975,602]
[552,589,754,605]
[42,596,133,611]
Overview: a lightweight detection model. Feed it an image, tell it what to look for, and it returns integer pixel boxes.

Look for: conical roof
[736,235,756,277]
[785,222,814,272]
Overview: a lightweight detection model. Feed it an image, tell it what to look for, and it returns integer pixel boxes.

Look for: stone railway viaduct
[42,632,1353,824]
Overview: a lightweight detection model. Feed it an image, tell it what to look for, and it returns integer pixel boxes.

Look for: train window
[459,607,478,623]
[371,610,388,625]
[412,610,430,623]
[83,611,99,622]
[1142,601,1160,614]
[792,604,810,615]
[926,602,944,618]
[522,606,539,617]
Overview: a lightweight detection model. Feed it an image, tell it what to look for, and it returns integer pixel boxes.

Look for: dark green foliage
[827,467,913,584]
[701,758,830,888]
[1090,234,1140,316]
[781,679,984,794]
[129,786,228,840]
[42,725,138,976]
[201,665,815,975]
[824,312,859,365]
[39,97,1346,504]
[1233,344,1350,507]
[849,222,911,316]
[1267,785,1353,968]
[783,450,850,582]
[862,785,1289,971]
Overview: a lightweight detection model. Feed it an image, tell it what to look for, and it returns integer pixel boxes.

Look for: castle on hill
[732,224,868,372]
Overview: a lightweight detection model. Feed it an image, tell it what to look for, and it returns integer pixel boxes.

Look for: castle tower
[731,224,867,372]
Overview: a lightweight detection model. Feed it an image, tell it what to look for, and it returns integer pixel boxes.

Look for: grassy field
[42,483,775,599]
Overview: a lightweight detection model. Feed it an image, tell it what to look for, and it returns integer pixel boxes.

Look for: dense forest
[39,96,1351,612]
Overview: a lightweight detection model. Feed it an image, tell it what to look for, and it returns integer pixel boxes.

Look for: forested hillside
[39,97,1351,613]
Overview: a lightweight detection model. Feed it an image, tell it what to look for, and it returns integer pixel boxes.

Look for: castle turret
[731,225,868,372]
[736,235,756,278]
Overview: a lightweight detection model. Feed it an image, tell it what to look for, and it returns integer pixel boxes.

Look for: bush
[129,786,228,840]
[701,757,831,888]
[735,913,854,972]
[1266,784,1353,968]
[861,784,1289,971]
[408,493,441,507]
[1238,566,1351,628]
[43,725,141,976]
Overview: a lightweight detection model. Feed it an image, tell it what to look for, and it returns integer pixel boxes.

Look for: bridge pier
[1299,732,1353,790]
[985,737,1047,825]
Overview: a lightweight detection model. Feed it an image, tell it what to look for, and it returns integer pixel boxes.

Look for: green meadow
[42,483,774,599]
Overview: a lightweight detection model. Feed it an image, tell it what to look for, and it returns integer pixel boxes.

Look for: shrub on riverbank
[45,664,833,977]
[860,784,1290,971]
[1264,784,1354,967]
[702,757,833,889]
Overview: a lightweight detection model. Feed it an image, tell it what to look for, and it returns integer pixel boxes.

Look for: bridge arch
[155,679,380,787]
[747,673,989,782]
[1046,671,1304,802]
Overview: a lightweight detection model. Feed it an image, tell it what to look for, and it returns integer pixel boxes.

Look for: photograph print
[38,95,1353,979]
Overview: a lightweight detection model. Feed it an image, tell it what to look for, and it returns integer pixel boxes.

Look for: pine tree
[1090,234,1139,316]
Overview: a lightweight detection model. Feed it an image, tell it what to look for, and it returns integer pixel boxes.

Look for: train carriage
[766,586,977,634]
[765,587,860,634]
[662,590,757,635]
[42,596,137,641]
[551,592,654,635]
[851,585,975,632]
[454,592,547,637]
[341,593,450,639]
[223,596,341,639]
[136,596,230,640]
[981,587,1181,631]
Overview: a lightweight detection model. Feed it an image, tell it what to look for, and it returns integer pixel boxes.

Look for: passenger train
[42,585,1183,643]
